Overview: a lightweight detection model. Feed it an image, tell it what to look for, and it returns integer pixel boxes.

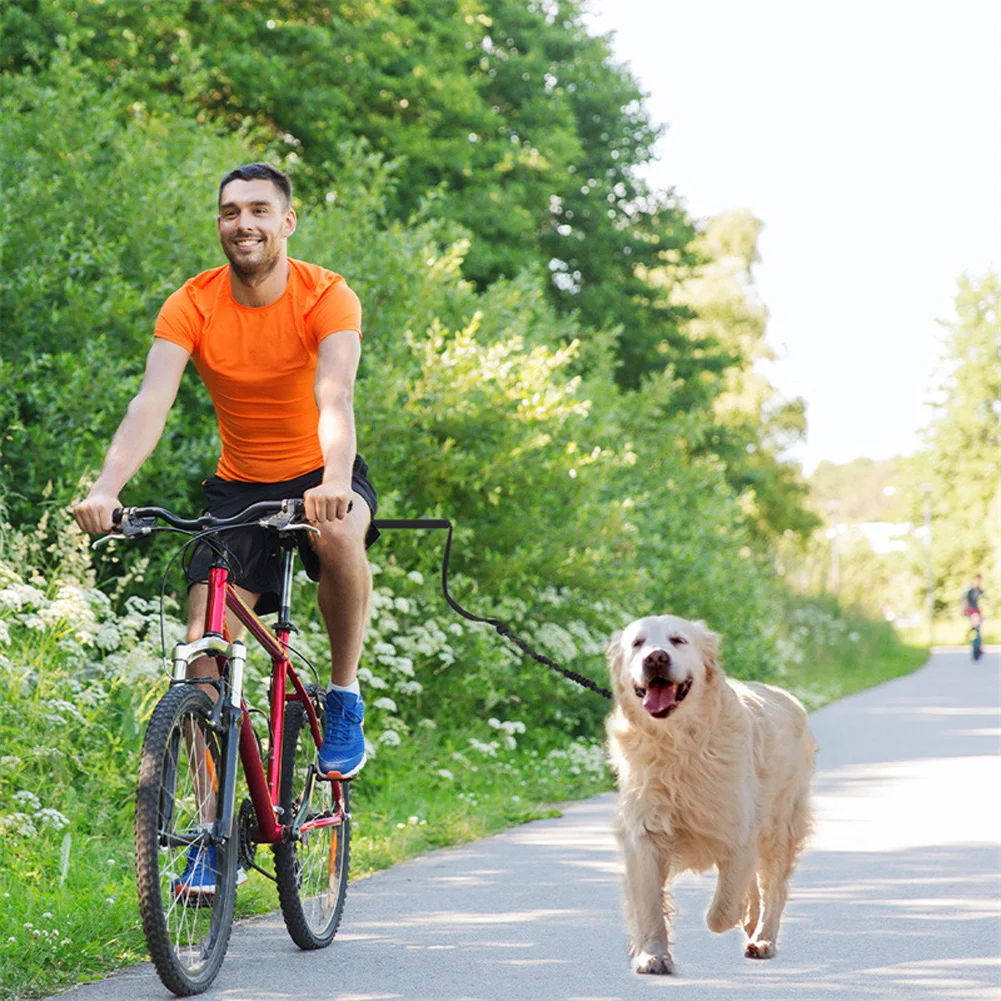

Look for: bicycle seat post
[275,543,297,638]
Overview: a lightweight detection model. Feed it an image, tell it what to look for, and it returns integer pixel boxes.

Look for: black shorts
[185,456,379,615]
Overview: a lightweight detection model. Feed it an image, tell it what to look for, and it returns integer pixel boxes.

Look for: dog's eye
[632,637,645,649]
[670,635,687,646]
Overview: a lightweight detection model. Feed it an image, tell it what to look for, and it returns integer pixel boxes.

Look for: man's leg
[312,493,373,685]
[312,493,373,776]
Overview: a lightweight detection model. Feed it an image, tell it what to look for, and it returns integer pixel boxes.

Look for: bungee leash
[372,518,613,701]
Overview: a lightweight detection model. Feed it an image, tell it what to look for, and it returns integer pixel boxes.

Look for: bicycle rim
[135,686,238,996]
[274,694,350,949]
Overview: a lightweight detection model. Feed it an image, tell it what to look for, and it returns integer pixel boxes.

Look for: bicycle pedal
[315,767,356,782]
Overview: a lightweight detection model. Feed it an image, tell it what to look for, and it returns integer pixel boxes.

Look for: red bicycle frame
[176,555,345,848]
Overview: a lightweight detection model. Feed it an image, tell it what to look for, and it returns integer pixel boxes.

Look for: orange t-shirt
[154,259,362,482]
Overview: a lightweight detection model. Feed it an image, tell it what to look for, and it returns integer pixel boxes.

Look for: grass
[0,547,928,1000]
[772,596,929,711]
[898,615,999,649]
[0,730,609,1001]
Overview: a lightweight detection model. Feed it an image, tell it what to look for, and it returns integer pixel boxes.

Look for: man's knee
[311,515,369,568]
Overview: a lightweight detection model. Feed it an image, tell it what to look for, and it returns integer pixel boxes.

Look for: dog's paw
[633,951,675,975]
[706,904,740,934]
[744,939,775,960]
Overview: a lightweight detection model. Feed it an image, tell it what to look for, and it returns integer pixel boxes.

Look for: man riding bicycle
[963,574,985,629]
[73,162,376,823]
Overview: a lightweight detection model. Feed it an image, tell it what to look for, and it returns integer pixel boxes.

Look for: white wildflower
[37,809,70,832]
[373,697,398,713]
[535,622,578,662]
[378,730,402,747]
[13,791,41,811]
[391,656,414,677]
[468,737,499,757]
[406,571,424,585]
[93,622,122,652]
[394,680,423,696]
[0,813,38,838]
[436,769,454,780]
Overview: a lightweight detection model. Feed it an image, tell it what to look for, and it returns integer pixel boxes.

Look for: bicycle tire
[274,689,350,949]
[135,685,239,996]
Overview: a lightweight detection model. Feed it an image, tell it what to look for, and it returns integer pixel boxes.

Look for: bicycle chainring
[238,798,258,870]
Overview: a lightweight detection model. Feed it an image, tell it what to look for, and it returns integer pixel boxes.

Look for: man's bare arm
[74,339,190,533]
[305,330,361,524]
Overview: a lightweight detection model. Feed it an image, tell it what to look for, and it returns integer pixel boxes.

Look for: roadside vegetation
[0,2,962,998]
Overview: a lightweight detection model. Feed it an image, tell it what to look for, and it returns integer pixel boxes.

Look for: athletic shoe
[172,843,247,899]
[317,688,367,778]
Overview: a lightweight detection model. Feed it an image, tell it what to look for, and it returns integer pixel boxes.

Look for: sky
[586,0,1000,473]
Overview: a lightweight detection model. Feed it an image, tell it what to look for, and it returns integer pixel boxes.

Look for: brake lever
[287,522,321,535]
[91,533,125,550]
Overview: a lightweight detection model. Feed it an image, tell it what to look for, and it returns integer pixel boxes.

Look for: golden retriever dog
[605,615,814,974]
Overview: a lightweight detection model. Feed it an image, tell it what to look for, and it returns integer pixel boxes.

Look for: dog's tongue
[643,681,678,716]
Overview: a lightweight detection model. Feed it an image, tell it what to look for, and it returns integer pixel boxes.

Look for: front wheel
[134,685,239,996]
[972,632,983,660]
[274,689,351,949]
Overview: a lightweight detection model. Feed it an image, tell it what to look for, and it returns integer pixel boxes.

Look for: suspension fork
[171,634,248,845]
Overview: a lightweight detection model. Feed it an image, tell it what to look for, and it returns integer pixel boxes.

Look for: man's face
[217,178,295,278]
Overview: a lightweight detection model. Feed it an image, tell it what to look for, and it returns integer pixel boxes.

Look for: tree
[920,272,1001,607]
[0,0,708,391]
[666,210,817,538]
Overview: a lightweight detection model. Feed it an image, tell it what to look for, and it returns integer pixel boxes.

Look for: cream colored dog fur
[606,615,814,974]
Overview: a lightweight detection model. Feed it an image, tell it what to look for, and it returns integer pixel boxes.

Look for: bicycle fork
[171,636,247,847]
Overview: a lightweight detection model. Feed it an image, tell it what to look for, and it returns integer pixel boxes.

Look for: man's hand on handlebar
[73,492,123,535]
[303,481,353,524]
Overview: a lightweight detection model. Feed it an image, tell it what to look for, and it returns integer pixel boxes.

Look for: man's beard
[223,238,282,286]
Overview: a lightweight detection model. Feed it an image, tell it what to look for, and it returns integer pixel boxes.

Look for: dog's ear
[606,629,623,666]
[605,630,624,701]
[691,620,721,676]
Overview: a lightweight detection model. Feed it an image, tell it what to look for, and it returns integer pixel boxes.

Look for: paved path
[54,648,1001,1000]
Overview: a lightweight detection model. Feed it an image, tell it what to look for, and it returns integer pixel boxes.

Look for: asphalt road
[51,647,1001,1001]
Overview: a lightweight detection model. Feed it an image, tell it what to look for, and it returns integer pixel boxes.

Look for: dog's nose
[642,649,671,677]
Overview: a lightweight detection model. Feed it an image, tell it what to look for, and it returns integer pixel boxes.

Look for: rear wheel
[135,685,238,996]
[274,689,350,949]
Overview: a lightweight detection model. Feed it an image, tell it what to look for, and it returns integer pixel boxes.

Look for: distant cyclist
[963,574,985,629]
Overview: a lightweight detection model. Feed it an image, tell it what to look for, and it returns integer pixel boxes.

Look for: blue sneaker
[172,844,247,900]
[318,688,366,778]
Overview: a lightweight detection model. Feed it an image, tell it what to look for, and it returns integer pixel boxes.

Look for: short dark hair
[218,163,292,211]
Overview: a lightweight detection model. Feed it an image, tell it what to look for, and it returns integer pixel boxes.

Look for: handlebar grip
[112,507,124,527]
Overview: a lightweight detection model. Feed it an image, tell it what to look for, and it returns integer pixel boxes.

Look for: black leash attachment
[372,519,613,701]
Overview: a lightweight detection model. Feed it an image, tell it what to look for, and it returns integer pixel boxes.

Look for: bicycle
[967,614,984,661]
[106,498,350,996]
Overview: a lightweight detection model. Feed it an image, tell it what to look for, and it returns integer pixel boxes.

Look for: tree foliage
[0,1,825,689]
[1,0,715,392]
[921,273,1001,607]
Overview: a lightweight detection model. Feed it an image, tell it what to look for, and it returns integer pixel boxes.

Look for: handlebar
[110,498,308,538]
